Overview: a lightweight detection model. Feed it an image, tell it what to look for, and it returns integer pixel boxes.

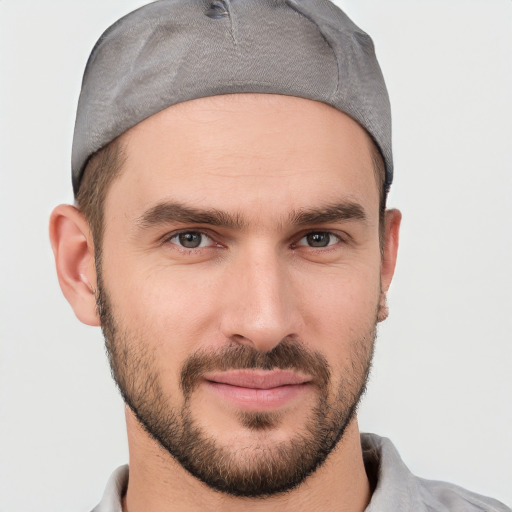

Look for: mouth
[202,369,313,411]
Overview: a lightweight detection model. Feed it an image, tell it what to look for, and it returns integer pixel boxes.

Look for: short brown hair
[76,138,125,251]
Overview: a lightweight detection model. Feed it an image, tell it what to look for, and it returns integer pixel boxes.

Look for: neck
[122,408,371,512]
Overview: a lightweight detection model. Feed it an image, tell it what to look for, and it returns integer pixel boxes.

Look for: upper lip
[203,370,312,389]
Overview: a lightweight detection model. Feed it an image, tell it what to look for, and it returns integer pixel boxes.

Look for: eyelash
[293,232,342,249]
[165,230,217,251]
[163,230,346,252]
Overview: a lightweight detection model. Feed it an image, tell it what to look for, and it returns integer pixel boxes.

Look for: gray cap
[72,0,392,194]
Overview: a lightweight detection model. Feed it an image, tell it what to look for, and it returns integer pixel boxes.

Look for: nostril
[205,0,229,19]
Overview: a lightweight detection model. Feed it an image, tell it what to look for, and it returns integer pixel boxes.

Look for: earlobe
[378,208,401,322]
[377,292,389,323]
[49,204,100,326]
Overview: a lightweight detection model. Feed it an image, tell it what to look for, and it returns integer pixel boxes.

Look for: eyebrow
[289,202,367,226]
[136,200,366,231]
[136,202,246,230]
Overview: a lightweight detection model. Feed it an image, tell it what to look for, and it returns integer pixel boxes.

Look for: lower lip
[204,381,311,411]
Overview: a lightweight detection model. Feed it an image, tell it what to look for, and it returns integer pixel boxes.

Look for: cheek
[102,254,225,362]
[298,266,380,396]
[297,262,381,354]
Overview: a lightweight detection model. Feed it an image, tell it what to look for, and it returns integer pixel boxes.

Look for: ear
[49,204,100,326]
[378,208,401,322]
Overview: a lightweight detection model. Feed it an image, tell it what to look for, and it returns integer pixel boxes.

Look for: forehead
[106,94,380,224]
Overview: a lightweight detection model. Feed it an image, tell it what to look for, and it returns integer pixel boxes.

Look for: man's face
[96,94,394,496]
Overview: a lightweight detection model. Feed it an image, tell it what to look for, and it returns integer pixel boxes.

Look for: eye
[168,231,213,249]
[296,232,340,248]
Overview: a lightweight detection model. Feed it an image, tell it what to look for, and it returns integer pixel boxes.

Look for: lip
[202,370,313,411]
[204,369,311,388]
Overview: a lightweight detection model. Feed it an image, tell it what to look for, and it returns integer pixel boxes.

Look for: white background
[0,1,511,510]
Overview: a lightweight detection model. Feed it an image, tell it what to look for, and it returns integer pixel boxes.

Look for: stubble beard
[96,277,377,498]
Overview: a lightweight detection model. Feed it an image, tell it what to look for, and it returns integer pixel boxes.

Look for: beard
[97,278,376,498]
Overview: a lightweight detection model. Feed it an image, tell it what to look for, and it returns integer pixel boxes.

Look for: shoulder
[416,477,511,512]
[91,465,128,512]
[361,433,511,512]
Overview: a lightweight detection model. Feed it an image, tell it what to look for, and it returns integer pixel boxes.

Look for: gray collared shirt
[92,433,511,511]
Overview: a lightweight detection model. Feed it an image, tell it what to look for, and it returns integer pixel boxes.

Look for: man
[48,1,510,511]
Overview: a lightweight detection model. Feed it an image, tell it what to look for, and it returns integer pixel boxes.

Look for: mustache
[180,340,331,396]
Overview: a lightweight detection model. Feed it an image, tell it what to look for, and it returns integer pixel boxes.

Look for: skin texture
[50,94,401,512]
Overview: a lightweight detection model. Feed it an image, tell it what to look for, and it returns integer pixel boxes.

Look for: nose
[219,244,301,353]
